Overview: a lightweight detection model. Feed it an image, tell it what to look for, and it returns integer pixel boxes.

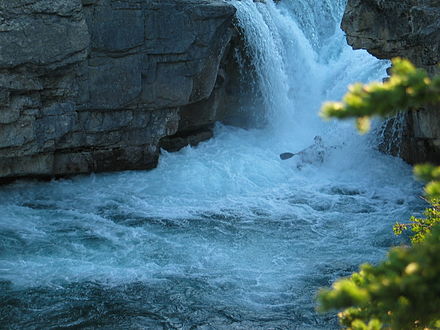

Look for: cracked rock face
[0,0,236,180]
[342,0,440,164]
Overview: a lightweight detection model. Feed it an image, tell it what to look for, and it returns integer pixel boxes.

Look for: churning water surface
[0,0,423,329]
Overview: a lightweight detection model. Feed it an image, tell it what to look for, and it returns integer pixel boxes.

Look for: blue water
[0,0,423,328]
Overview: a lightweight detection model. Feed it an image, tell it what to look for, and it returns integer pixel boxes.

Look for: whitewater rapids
[0,0,423,328]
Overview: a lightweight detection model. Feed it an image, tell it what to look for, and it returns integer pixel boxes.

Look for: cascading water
[0,1,423,329]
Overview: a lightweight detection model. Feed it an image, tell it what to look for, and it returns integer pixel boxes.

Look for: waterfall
[231,0,388,150]
[0,1,423,329]
[378,112,408,157]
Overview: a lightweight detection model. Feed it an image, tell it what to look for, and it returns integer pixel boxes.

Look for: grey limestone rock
[0,0,236,181]
[342,0,440,164]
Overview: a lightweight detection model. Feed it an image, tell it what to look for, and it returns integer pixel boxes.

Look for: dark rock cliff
[0,0,236,180]
[342,0,440,164]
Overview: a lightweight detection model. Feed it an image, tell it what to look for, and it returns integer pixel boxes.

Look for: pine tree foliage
[320,58,440,134]
[317,58,440,329]
[394,198,440,244]
[318,227,440,330]
[414,164,440,200]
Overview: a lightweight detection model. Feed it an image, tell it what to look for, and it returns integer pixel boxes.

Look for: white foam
[0,1,423,327]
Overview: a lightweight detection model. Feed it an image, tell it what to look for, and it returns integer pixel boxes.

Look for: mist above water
[0,1,422,328]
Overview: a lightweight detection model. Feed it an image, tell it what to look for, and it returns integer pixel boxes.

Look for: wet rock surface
[0,0,236,180]
[342,0,440,164]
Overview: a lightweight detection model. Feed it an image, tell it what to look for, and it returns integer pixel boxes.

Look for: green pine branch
[317,58,440,329]
[320,58,440,134]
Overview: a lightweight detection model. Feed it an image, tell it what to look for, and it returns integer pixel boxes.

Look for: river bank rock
[342,0,440,164]
[0,0,236,181]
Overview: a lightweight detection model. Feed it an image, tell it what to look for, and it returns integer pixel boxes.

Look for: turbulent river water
[0,1,424,329]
